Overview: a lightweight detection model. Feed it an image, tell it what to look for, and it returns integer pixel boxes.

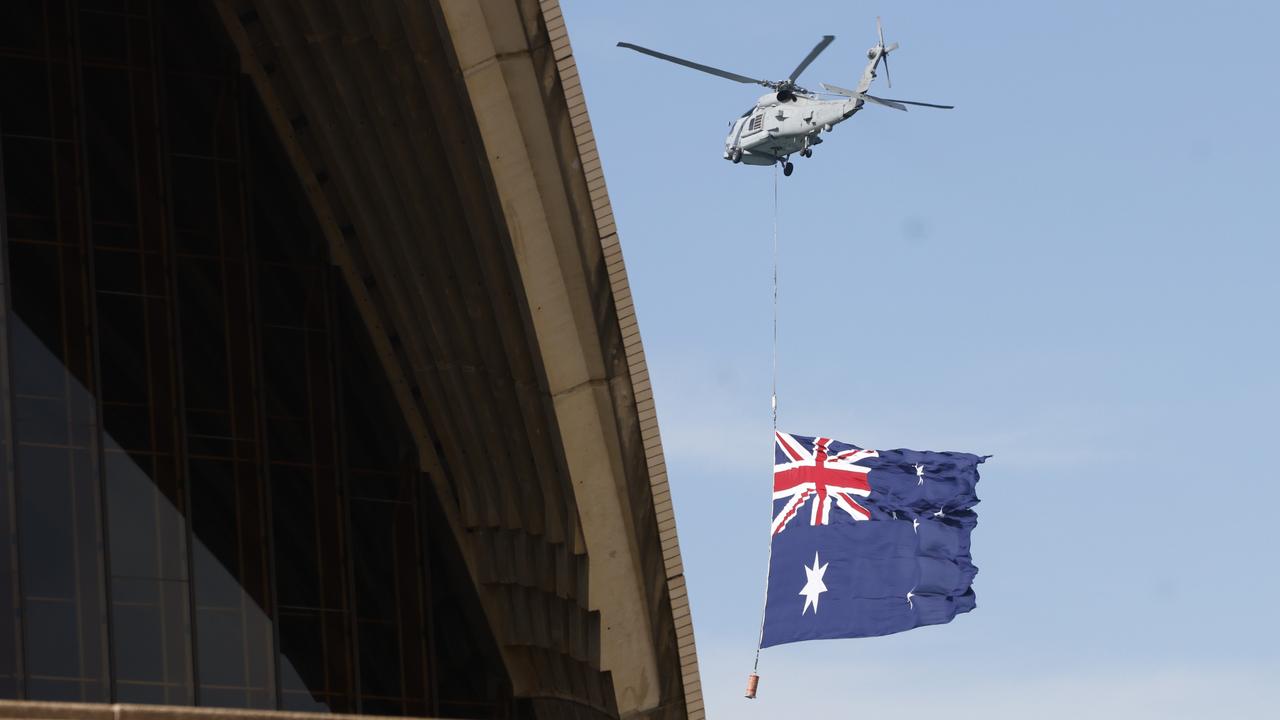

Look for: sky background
[559,1,1279,717]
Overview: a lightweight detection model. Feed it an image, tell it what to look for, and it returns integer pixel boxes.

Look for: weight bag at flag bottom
[762,431,985,648]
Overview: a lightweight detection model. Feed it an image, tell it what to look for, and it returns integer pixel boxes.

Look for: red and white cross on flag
[772,431,879,536]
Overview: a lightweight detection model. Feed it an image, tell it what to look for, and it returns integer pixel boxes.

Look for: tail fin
[857,17,898,93]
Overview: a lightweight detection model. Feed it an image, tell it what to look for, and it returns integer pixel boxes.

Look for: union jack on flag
[772,431,880,535]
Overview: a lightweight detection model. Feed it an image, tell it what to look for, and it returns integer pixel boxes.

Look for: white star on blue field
[799,552,829,615]
[562,0,1280,717]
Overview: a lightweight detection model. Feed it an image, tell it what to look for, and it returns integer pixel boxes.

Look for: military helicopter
[618,19,953,176]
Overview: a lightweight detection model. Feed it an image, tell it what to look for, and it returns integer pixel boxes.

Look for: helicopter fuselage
[620,20,950,175]
[725,92,860,166]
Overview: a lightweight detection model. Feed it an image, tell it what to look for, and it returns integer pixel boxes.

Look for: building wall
[0,1,516,716]
[1,1,699,718]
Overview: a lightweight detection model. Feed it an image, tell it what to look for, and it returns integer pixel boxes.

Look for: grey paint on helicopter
[618,18,953,176]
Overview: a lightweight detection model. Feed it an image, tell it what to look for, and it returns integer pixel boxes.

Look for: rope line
[752,161,781,674]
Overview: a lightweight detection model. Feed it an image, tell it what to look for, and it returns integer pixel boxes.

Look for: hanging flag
[761,431,986,648]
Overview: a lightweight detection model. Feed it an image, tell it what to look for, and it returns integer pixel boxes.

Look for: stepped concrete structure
[0,0,700,718]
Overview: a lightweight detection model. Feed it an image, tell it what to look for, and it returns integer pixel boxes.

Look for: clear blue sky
[560,1,1279,717]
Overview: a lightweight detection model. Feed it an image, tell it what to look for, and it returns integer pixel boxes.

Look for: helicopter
[618,19,953,176]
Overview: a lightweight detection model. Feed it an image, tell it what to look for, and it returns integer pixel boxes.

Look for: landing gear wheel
[783,161,794,177]
[801,148,812,158]
[731,148,743,163]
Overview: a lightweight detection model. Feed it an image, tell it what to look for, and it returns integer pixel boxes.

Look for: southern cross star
[799,551,829,615]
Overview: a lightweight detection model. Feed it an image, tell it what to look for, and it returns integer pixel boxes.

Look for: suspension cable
[749,161,781,687]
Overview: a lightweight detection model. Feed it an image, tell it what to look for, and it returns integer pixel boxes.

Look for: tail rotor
[874,16,899,88]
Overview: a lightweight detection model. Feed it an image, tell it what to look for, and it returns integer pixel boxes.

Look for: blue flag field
[761,431,985,648]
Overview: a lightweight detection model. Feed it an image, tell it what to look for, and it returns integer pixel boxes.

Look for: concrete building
[0,1,701,718]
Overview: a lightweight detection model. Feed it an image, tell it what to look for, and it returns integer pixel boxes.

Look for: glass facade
[0,1,515,716]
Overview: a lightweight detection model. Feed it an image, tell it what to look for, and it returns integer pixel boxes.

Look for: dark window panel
[9,245,65,394]
[82,67,137,227]
[114,682,168,705]
[351,499,395,622]
[158,1,236,76]
[2,138,55,221]
[25,679,92,704]
[319,611,353,714]
[0,0,46,54]
[79,0,127,15]
[56,306,97,428]
[90,223,139,250]
[198,687,249,711]
[256,264,308,330]
[23,600,79,680]
[194,608,244,688]
[126,16,150,69]
[176,258,230,409]
[190,455,275,707]
[17,443,108,701]
[48,59,76,142]
[362,697,405,717]
[77,8,129,64]
[260,326,307,419]
[269,466,320,609]
[165,76,221,160]
[277,612,323,700]
[389,497,429,710]
[184,411,231,457]
[171,155,218,240]
[15,394,69,446]
[0,57,51,136]
[101,403,151,452]
[280,690,330,715]
[214,182,245,269]
[94,293,147,404]
[348,470,402,502]
[264,420,310,468]
[16,444,76,598]
[5,217,58,243]
[92,248,142,294]
[357,619,400,701]
[103,451,162,578]
[211,84,237,161]
[111,595,166,682]
[189,459,240,605]
[110,578,191,706]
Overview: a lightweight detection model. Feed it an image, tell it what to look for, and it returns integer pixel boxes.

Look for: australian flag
[761,431,986,648]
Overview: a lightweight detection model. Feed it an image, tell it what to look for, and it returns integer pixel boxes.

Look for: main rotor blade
[788,35,835,83]
[864,93,955,110]
[617,42,764,85]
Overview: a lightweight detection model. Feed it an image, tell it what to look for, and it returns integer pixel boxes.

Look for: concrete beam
[434,0,668,714]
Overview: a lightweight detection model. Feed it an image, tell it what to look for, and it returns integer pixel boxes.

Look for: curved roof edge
[535,2,704,716]
[436,0,702,716]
